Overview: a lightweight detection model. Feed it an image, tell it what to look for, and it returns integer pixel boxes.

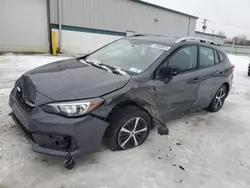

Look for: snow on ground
[0,54,250,188]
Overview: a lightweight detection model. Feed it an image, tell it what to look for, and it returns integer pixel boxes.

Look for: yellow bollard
[52,31,57,56]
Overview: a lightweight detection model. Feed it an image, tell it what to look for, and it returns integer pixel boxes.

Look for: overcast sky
[144,0,250,38]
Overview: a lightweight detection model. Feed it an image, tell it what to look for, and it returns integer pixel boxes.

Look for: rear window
[218,51,225,62]
[214,50,220,64]
[199,46,215,68]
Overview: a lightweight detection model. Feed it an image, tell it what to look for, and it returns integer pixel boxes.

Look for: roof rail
[129,34,147,37]
[175,37,217,46]
[129,33,169,37]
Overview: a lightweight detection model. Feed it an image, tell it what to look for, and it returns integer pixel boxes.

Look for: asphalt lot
[0,54,250,188]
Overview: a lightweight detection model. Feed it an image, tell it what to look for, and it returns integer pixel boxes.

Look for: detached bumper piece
[10,113,76,169]
[11,113,76,152]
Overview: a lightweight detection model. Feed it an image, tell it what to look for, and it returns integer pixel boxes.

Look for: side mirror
[169,66,180,76]
[159,66,180,79]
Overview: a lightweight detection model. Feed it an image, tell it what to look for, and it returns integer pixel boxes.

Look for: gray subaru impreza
[9,35,234,169]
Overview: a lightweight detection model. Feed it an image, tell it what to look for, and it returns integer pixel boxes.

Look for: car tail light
[230,64,235,72]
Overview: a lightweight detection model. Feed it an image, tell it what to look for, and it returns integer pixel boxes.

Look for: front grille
[11,113,35,143]
[16,88,34,113]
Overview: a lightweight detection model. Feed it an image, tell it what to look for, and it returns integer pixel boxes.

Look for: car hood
[19,58,131,104]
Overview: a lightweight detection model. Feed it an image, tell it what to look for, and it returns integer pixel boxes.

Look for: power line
[204,19,250,30]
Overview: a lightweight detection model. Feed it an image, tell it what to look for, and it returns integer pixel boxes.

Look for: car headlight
[42,98,103,117]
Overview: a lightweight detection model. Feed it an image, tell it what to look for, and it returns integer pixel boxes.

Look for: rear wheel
[208,85,227,112]
[105,106,151,151]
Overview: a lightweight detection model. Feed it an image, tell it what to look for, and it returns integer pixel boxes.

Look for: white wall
[50,0,197,38]
[52,29,122,54]
[0,0,49,52]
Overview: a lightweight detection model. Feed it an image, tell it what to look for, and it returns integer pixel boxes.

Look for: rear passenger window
[214,50,220,64]
[218,51,225,62]
[199,47,215,68]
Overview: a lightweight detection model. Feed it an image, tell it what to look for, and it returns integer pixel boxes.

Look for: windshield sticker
[129,67,142,74]
[129,67,139,73]
[151,44,170,51]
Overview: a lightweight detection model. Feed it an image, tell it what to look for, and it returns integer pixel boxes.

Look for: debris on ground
[169,146,172,151]
[179,165,185,171]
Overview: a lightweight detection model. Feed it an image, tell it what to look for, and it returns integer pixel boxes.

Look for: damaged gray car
[9,35,234,169]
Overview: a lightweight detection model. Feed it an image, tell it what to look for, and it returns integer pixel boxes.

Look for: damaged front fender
[91,84,169,136]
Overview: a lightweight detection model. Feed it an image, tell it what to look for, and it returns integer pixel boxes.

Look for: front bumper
[9,90,109,157]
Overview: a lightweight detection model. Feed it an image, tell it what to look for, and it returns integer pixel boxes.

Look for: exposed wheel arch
[106,101,154,128]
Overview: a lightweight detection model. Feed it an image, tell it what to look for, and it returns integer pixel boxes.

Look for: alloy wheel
[117,117,148,149]
[215,88,226,109]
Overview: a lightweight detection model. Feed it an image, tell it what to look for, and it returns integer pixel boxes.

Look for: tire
[208,85,228,112]
[248,72,250,77]
[105,106,151,151]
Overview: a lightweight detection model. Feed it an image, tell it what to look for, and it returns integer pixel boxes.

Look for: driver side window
[168,45,198,72]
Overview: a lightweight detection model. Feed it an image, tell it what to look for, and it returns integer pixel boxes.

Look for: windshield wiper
[82,59,113,73]
[106,65,128,76]
[80,58,128,76]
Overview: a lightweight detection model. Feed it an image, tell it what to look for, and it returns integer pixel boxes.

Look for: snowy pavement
[0,54,250,188]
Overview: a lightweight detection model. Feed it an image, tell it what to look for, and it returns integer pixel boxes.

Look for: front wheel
[105,106,151,151]
[207,85,227,112]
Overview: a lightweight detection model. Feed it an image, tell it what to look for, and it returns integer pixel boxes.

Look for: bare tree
[235,34,247,45]
[224,35,250,46]
[217,31,226,36]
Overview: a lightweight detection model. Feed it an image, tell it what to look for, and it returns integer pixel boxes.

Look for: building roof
[195,31,227,39]
[130,0,199,19]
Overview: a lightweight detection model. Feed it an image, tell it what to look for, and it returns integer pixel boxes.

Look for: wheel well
[222,82,230,97]
[106,101,154,127]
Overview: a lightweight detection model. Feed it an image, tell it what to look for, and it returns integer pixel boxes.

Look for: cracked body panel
[92,83,169,135]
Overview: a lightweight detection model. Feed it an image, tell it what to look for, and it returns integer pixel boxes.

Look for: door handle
[192,77,200,83]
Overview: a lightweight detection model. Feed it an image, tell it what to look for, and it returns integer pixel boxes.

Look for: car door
[193,45,223,108]
[153,45,201,121]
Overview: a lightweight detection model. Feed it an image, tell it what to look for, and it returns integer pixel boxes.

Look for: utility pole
[202,19,207,33]
[232,37,236,53]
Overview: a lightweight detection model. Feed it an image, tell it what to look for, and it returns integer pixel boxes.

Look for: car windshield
[86,38,169,74]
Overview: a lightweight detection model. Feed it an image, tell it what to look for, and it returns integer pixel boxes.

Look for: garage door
[0,0,49,53]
